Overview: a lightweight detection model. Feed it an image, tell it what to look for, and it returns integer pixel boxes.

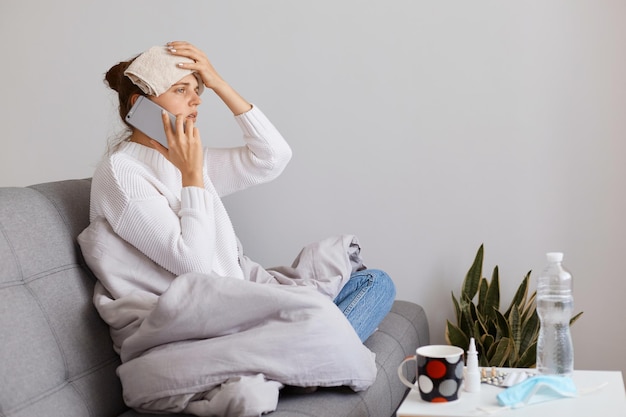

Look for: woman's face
[151,74,202,123]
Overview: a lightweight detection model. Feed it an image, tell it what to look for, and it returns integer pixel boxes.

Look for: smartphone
[125,95,176,148]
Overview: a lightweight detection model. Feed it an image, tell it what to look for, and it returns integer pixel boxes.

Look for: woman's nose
[190,92,202,106]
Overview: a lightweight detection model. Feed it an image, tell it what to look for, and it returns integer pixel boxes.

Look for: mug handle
[397,355,418,390]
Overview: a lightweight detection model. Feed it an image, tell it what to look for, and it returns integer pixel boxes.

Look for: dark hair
[104,57,145,128]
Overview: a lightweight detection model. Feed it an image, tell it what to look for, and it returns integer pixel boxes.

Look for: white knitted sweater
[89,106,292,279]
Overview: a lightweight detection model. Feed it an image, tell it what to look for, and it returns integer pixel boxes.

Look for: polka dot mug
[398,345,465,402]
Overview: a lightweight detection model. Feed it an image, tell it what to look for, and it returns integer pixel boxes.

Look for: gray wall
[2,1,625,376]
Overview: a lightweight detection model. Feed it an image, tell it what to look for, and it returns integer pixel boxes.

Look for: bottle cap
[546,252,564,262]
[468,337,477,354]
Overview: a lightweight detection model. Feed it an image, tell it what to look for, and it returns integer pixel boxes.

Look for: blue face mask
[496,375,577,409]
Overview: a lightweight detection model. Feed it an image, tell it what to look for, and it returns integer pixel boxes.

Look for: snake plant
[445,244,583,368]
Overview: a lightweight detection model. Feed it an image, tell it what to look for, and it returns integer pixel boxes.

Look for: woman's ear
[130,94,141,106]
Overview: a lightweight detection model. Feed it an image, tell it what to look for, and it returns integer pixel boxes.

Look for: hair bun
[104,61,132,93]
[103,55,145,130]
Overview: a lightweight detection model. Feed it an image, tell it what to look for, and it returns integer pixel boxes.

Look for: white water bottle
[536,252,574,376]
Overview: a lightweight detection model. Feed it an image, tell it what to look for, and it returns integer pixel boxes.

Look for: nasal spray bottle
[464,337,481,393]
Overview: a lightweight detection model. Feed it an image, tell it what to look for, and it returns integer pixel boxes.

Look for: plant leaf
[479,350,490,367]
[468,299,480,322]
[480,333,495,362]
[570,311,584,326]
[445,320,469,351]
[521,291,537,324]
[472,320,486,347]
[469,301,490,345]
[509,304,521,362]
[490,337,513,367]
[505,271,530,318]
[459,303,474,340]
[483,266,500,322]
[516,341,537,368]
[519,308,539,356]
[462,244,483,301]
[473,307,488,336]
[486,315,498,340]
[494,309,511,340]
[477,277,488,316]
[451,291,461,324]
[486,338,499,363]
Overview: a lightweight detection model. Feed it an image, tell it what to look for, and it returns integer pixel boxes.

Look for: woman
[82,41,396,415]
[90,40,395,342]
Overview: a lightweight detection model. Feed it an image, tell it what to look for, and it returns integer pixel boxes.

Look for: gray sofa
[0,178,430,417]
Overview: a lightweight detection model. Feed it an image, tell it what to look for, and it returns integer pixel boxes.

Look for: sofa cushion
[0,180,127,417]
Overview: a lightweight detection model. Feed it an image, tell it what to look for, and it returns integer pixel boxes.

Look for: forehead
[171,73,199,89]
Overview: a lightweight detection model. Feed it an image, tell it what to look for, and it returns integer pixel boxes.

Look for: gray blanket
[78,218,377,416]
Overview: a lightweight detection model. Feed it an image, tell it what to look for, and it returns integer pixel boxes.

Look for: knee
[363,269,396,300]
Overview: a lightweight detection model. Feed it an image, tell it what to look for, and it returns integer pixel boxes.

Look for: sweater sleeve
[205,105,292,197]
[118,187,220,276]
[91,156,226,277]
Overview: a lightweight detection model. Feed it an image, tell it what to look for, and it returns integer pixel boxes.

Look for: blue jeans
[333,269,396,342]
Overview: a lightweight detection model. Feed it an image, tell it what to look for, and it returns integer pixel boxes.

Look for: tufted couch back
[0,179,126,417]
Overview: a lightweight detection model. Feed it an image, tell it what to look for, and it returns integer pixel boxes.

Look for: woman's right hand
[167,41,252,116]
[158,110,204,188]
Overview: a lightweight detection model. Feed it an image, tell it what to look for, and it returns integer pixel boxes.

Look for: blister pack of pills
[480,368,536,387]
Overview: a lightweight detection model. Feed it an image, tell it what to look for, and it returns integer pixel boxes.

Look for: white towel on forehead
[124,46,205,97]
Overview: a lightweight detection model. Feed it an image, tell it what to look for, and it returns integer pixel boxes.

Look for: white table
[396,369,625,417]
